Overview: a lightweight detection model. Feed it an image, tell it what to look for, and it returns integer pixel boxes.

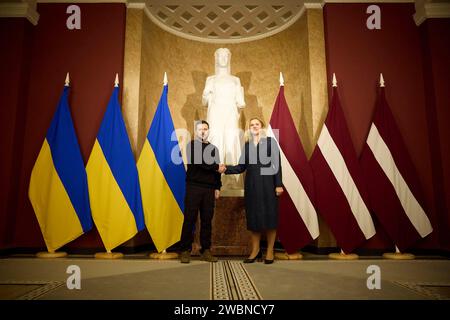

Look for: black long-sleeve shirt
[186,139,222,190]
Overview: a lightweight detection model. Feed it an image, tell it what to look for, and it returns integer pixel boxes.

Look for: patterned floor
[211,261,262,300]
[0,256,449,300]
[0,280,64,300]
[392,281,450,300]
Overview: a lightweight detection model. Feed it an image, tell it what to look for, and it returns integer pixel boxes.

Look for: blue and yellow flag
[29,85,92,252]
[137,83,186,252]
[86,85,145,252]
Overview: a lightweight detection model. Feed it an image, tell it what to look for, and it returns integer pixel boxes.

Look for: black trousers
[179,184,215,252]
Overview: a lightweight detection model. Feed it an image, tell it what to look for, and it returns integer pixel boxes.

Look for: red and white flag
[268,76,319,254]
[360,75,432,251]
[310,77,376,253]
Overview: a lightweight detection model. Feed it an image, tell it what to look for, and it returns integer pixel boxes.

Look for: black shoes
[243,251,275,264]
[180,250,191,263]
[264,251,274,264]
[243,250,262,263]
[200,249,218,262]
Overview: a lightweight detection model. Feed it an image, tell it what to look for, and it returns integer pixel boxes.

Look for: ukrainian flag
[86,84,145,252]
[137,81,186,253]
[29,85,92,252]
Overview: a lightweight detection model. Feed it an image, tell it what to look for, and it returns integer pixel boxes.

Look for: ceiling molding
[127,3,145,9]
[304,2,324,9]
[138,2,310,44]
[0,1,40,25]
[31,0,418,4]
[323,0,414,3]
[414,2,450,26]
[37,0,127,3]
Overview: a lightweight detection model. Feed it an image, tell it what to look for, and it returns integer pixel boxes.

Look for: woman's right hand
[275,187,284,196]
[217,164,227,174]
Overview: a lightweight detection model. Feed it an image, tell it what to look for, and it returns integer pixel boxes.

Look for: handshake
[217,164,227,174]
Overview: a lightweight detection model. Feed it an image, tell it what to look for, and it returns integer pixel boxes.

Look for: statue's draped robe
[203,75,245,165]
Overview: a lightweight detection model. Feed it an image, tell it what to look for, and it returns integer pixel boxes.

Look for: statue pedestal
[192,194,250,256]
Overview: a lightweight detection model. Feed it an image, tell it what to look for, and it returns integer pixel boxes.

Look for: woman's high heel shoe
[264,252,274,264]
[243,251,262,263]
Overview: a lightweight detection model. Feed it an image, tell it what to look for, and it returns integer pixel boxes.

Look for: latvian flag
[360,76,432,251]
[268,81,320,254]
[310,79,376,253]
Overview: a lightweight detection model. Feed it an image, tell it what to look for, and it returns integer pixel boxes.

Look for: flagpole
[148,72,179,261]
[149,248,178,260]
[36,73,73,259]
[383,245,415,260]
[326,73,359,261]
[328,249,358,260]
[95,250,124,259]
[65,72,70,87]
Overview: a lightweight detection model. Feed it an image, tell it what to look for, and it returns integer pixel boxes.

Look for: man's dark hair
[195,120,209,129]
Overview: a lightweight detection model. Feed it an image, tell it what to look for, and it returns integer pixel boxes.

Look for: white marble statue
[202,48,245,166]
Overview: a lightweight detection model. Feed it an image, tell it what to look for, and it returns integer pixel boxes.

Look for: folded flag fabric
[310,86,376,253]
[137,83,186,253]
[360,85,432,251]
[268,84,319,254]
[86,85,145,252]
[29,85,92,252]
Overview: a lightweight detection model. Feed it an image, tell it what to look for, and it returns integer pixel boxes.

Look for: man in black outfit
[179,120,226,263]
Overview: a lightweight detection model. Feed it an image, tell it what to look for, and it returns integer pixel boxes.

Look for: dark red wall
[0,19,33,250]
[3,4,127,249]
[420,18,450,250]
[2,3,448,253]
[323,3,444,250]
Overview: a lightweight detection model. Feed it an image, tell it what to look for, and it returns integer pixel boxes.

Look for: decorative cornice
[26,0,449,30]
[37,0,127,3]
[0,2,40,25]
[36,0,416,3]
[304,2,324,9]
[323,0,413,3]
[414,2,450,26]
[126,3,145,9]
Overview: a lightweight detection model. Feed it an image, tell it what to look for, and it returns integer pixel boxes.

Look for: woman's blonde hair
[245,117,267,141]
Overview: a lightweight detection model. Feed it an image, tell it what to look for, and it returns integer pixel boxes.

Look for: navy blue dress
[225,137,282,231]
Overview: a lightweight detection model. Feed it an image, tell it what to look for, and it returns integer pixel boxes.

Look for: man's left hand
[215,190,220,199]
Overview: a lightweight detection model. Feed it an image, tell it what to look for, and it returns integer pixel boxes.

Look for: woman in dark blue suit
[225,118,283,264]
